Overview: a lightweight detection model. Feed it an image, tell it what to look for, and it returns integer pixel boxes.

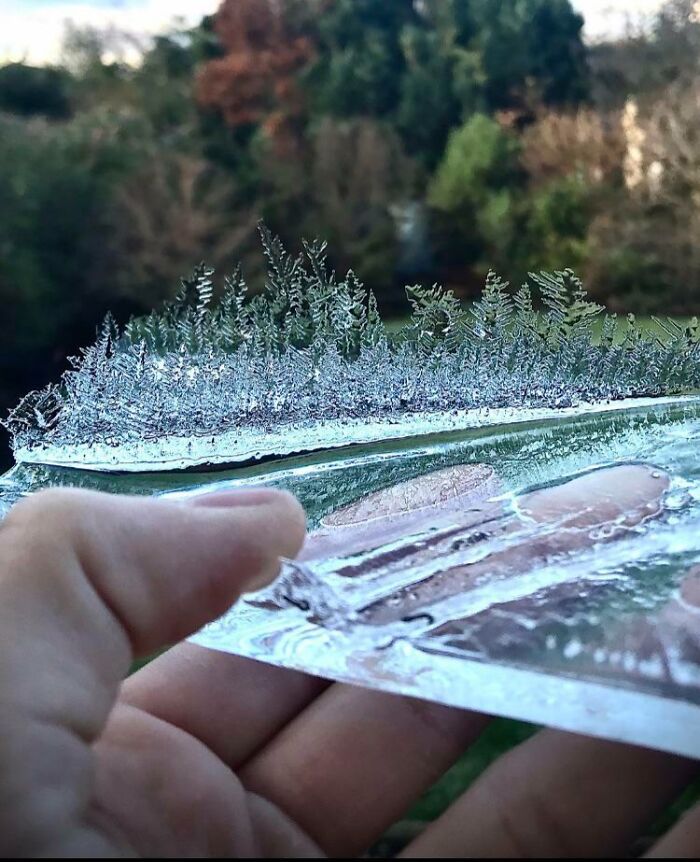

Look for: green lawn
[407,719,537,821]
[385,314,694,339]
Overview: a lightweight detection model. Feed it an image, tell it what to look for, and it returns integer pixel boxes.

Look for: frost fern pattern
[6,227,700,466]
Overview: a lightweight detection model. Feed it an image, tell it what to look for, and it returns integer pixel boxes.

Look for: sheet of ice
[4,397,700,758]
[4,233,700,756]
[12,396,693,472]
[177,397,700,759]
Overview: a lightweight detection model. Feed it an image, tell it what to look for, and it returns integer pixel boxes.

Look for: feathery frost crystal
[5,227,700,470]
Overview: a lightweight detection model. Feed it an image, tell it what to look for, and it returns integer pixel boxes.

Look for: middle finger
[121,643,329,766]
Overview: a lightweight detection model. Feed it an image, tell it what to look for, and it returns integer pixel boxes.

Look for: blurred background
[2,0,700,463]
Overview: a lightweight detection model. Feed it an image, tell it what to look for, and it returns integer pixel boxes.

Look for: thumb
[0,486,305,853]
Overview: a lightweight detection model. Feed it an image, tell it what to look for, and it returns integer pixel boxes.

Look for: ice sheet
[178,397,700,758]
[4,396,700,756]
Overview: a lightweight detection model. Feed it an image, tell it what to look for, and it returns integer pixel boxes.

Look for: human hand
[0,479,699,858]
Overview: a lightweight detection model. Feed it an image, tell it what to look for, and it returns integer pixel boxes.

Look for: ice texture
[5,228,700,471]
[4,229,700,757]
[179,397,700,759]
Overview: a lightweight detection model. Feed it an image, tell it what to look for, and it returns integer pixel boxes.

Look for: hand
[0,483,698,858]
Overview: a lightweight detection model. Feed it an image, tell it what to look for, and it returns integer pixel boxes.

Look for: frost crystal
[5,227,700,470]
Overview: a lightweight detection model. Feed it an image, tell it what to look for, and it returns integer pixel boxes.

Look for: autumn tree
[196,0,315,144]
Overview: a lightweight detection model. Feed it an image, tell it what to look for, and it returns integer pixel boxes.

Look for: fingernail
[185,487,285,508]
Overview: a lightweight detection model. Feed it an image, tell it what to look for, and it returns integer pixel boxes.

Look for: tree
[306,118,417,297]
[130,33,200,135]
[0,63,73,119]
[520,108,624,186]
[304,0,420,119]
[0,115,120,357]
[196,0,315,144]
[428,113,523,280]
[470,0,589,117]
[306,0,588,162]
[396,2,481,166]
[103,153,259,309]
[592,81,700,312]
[589,0,700,110]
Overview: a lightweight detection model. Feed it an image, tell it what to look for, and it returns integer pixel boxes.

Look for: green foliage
[305,0,588,163]
[395,25,462,166]
[520,176,592,274]
[305,0,420,119]
[429,114,520,212]
[429,124,596,283]
[469,0,589,112]
[428,113,523,275]
[395,2,483,166]
[0,115,113,355]
[0,63,73,119]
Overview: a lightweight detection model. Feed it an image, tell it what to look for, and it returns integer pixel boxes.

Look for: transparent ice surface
[5,396,700,757]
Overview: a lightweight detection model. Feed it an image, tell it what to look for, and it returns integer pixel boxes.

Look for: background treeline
[2,0,700,454]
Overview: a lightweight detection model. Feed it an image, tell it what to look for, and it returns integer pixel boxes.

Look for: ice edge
[14,395,699,472]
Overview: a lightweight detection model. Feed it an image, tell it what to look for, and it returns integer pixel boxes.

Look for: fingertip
[519,463,670,528]
[257,489,308,561]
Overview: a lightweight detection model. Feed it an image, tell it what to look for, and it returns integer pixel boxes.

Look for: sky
[0,0,671,66]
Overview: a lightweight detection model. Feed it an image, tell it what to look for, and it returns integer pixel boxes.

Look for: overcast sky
[0,0,669,66]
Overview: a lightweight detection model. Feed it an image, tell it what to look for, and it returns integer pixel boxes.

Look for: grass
[406,719,538,822]
[385,314,694,338]
[366,719,536,856]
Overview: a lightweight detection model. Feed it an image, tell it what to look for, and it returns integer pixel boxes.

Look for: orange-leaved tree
[196,0,315,144]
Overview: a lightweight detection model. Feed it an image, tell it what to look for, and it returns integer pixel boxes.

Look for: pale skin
[0,471,699,857]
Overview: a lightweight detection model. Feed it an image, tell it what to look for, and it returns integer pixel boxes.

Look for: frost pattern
[5,226,700,467]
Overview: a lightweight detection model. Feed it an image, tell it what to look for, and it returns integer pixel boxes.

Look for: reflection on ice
[185,398,700,758]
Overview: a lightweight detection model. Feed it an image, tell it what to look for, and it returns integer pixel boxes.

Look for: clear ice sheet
[5,397,700,757]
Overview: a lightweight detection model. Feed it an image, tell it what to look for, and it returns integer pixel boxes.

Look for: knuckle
[7,488,76,526]
[3,489,96,549]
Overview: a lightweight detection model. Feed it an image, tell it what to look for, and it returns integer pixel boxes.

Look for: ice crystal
[5,226,700,470]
